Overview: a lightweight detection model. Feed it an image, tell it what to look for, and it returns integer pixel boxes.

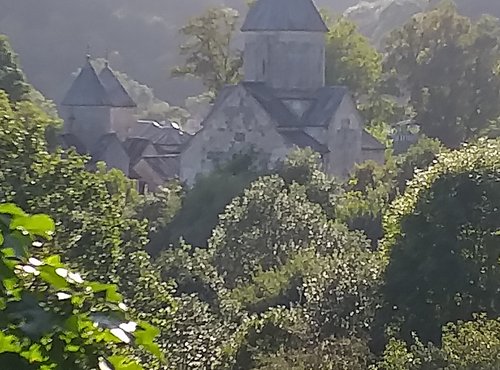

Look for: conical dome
[99,63,137,108]
[241,0,328,32]
[62,56,112,106]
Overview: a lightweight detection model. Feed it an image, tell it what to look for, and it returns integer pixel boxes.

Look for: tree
[377,314,500,369]
[335,137,445,248]
[0,204,161,369]
[149,153,261,254]
[0,90,175,367]
[172,7,243,95]
[324,16,383,96]
[0,34,30,101]
[384,2,500,147]
[381,138,500,344]
[207,172,383,368]
[152,149,383,369]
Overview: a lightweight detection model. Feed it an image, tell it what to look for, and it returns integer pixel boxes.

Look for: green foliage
[382,138,500,344]
[324,16,383,96]
[336,137,445,247]
[337,160,396,247]
[172,7,242,95]
[133,181,182,242]
[0,204,160,369]
[377,314,500,369]
[0,35,30,102]
[152,149,383,369]
[150,154,260,253]
[0,89,176,366]
[394,136,445,192]
[384,2,500,147]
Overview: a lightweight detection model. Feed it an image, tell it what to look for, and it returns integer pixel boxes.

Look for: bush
[381,138,500,343]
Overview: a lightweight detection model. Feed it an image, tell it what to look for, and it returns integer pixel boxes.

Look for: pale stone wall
[325,95,363,178]
[361,148,385,165]
[133,160,164,191]
[61,106,111,150]
[110,107,137,140]
[243,31,325,90]
[180,86,291,185]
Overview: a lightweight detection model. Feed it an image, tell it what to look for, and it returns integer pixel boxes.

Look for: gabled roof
[98,64,137,108]
[90,132,126,160]
[242,82,300,126]
[62,57,113,107]
[301,86,349,127]
[129,120,190,145]
[241,0,328,32]
[241,82,348,128]
[280,129,328,153]
[362,130,386,151]
[123,137,154,164]
[140,155,180,181]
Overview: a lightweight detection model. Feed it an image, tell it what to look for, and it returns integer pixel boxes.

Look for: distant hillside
[345,0,500,47]
[1,0,498,107]
[0,0,354,107]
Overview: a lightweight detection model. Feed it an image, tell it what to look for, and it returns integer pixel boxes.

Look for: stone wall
[243,31,325,90]
[326,95,363,177]
[110,107,137,140]
[61,105,112,151]
[180,85,291,185]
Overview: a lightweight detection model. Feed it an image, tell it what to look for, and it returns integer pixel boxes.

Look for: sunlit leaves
[0,205,162,369]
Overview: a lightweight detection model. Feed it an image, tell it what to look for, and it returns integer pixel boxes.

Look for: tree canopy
[384,2,500,147]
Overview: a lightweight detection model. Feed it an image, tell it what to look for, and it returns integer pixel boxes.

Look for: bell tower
[241,0,328,90]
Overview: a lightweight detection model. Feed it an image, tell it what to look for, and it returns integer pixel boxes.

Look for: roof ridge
[241,0,328,32]
[98,64,137,108]
[62,57,113,107]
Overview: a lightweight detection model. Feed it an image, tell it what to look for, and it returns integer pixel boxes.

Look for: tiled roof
[241,82,348,127]
[280,129,328,153]
[362,130,386,150]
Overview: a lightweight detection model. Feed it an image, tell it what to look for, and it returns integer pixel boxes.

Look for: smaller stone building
[60,57,189,191]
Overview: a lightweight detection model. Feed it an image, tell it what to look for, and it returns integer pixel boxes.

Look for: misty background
[1,0,499,107]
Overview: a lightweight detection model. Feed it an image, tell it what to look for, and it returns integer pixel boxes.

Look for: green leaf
[11,214,55,239]
[134,322,163,360]
[0,332,21,353]
[107,356,144,370]
[89,283,122,303]
[0,204,26,217]
[44,255,62,267]
[38,266,69,290]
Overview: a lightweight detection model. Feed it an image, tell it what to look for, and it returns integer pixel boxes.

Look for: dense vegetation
[3,1,500,369]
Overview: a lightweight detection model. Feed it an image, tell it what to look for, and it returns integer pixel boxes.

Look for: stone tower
[241,0,328,90]
[98,62,137,140]
[61,56,136,150]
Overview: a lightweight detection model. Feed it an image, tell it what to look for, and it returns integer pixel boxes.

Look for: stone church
[180,0,385,184]
[60,57,190,192]
[60,0,384,190]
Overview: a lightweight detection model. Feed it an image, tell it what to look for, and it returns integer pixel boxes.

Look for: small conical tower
[99,62,137,139]
[241,0,328,90]
[61,55,114,150]
[98,62,136,108]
